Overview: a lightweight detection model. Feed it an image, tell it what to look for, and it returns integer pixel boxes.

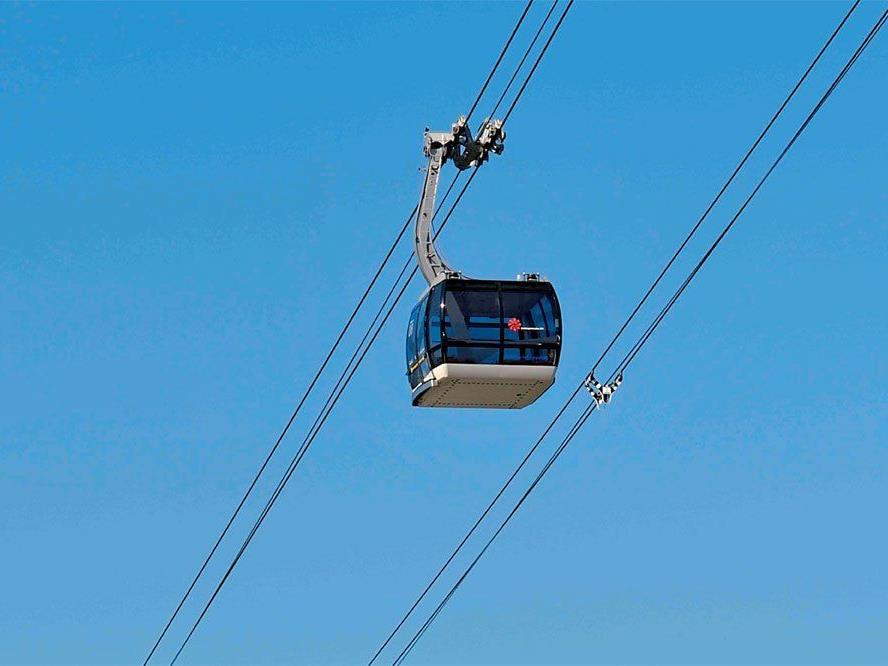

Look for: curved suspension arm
[414,117,505,286]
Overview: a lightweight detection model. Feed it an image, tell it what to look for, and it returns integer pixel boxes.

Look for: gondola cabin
[406,277,562,408]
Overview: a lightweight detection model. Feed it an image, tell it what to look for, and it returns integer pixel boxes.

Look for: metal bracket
[583,372,623,407]
[414,116,506,286]
[449,116,505,170]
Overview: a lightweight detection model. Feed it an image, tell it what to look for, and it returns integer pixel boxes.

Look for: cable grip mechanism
[424,116,506,171]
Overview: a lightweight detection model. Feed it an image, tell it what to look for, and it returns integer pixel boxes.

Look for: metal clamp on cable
[445,116,506,170]
[583,372,622,407]
[416,116,506,286]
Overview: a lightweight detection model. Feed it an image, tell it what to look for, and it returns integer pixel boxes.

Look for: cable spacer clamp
[583,372,623,407]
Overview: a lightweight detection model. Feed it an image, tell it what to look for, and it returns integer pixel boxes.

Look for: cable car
[406,118,562,408]
[407,276,561,408]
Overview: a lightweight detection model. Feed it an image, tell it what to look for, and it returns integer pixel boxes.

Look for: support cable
[487,1,561,122]
[168,169,481,666]
[393,402,597,665]
[387,10,886,661]
[145,0,536,657]
[588,0,860,377]
[141,203,416,666]
[502,0,574,126]
[612,6,886,381]
[366,387,582,665]
[465,0,534,126]
[370,4,860,654]
[367,7,580,659]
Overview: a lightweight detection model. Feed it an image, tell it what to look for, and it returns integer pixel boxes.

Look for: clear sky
[1,2,886,665]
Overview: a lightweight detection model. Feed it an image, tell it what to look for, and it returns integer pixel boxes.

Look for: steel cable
[502,0,574,126]
[612,6,886,381]
[145,1,539,659]
[141,204,417,666]
[380,4,880,661]
[167,168,481,665]
[367,6,580,660]
[588,0,861,377]
[465,0,534,126]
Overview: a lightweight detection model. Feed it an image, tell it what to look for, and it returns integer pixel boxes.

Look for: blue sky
[1,2,886,664]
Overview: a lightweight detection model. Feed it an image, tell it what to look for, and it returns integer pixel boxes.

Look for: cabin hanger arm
[414,117,505,286]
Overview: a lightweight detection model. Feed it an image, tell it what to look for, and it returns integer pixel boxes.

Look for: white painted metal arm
[413,117,505,286]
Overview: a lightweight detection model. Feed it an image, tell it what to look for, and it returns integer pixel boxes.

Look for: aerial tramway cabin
[406,118,562,409]
[407,276,562,408]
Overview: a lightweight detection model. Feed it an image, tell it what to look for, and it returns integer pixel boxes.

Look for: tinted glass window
[430,347,443,366]
[444,288,500,342]
[428,284,443,348]
[406,301,421,364]
[503,346,555,365]
[446,345,500,364]
[501,290,558,342]
[415,296,427,358]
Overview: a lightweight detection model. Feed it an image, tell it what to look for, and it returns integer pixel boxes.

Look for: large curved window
[444,287,500,341]
[406,301,421,365]
[501,288,559,365]
[442,284,499,364]
[436,280,561,367]
[427,283,444,366]
[501,289,558,342]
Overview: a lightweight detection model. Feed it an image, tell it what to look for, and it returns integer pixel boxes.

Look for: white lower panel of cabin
[412,363,556,409]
